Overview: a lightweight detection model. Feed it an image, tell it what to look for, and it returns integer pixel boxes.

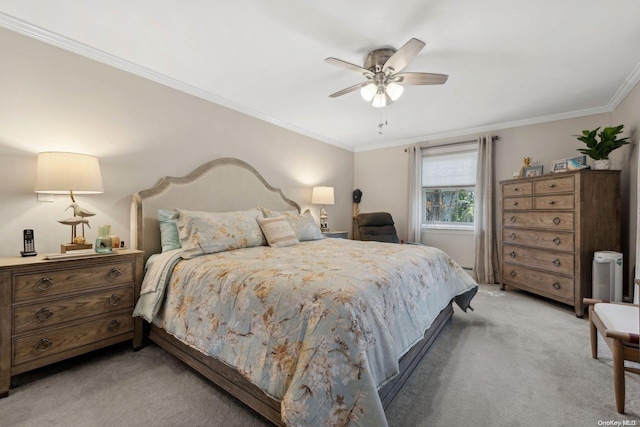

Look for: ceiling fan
[325,38,448,108]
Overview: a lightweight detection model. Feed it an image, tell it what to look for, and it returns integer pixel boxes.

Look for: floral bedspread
[135,239,477,426]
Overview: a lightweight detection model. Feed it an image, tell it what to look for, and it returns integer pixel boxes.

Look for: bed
[131,158,478,426]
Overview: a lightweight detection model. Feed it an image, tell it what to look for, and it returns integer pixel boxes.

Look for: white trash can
[592,251,623,302]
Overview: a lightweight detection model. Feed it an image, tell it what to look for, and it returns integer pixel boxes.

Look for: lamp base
[61,243,93,253]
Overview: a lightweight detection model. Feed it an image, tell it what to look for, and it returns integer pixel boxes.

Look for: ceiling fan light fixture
[385,82,404,101]
[360,83,377,102]
[371,89,388,108]
[326,38,448,108]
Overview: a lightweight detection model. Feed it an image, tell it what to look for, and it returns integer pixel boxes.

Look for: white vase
[592,159,611,170]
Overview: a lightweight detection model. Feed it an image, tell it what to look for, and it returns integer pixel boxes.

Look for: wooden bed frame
[131,158,456,426]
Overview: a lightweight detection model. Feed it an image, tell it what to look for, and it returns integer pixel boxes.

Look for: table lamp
[34,152,104,252]
[311,186,334,232]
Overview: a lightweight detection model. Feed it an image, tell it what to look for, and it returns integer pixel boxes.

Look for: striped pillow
[257,216,299,248]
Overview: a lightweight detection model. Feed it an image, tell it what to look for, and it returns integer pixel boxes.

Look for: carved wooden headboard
[131,158,300,260]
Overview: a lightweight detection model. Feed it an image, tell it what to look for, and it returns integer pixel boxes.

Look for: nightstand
[0,249,143,398]
[322,231,349,239]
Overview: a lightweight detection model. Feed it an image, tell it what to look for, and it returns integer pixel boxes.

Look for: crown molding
[0,13,354,152]
[607,61,640,110]
[355,105,612,152]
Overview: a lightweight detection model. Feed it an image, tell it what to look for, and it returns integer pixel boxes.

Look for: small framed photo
[522,165,543,177]
[566,155,588,170]
[551,159,568,173]
[569,155,587,166]
[551,155,588,173]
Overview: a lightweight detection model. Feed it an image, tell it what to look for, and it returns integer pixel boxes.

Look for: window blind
[422,150,478,187]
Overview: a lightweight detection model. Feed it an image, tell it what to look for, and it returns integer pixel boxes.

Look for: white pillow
[261,208,323,241]
[257,216,299,248]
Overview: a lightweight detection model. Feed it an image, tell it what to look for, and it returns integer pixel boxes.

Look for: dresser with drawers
[0,249,143,397]
[500,170,620,317]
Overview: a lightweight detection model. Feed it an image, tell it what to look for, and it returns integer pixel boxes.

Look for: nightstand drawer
[12,312,134,367]
[13,287,134,334]
[13,260,134,302]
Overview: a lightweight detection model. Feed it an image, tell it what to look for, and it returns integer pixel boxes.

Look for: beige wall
[612,80,640,288]
[0,28,354,257]
[353,147,409,240]
[356,109,638,291]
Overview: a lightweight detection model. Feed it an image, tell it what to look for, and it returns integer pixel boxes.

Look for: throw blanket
[134,239,477,426]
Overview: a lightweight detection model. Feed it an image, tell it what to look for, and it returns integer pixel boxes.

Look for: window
[421,143,477,228]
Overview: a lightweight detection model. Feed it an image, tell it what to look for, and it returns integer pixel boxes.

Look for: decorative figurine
[519,157,531,178]
[57,201,96,251]
[64,202,95,243]
[58,217,91,245]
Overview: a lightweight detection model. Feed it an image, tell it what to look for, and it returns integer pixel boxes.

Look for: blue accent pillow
[158,209,181,252]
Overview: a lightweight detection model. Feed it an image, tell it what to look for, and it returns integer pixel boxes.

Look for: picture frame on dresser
[522,165,543,177]
[551,159,568,173]
[551,156,587,173]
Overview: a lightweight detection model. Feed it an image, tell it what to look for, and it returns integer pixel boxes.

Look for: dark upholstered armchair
[352,212,400,243]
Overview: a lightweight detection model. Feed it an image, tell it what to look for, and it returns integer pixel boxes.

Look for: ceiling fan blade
[382,38,426,73]
[395,72,448,85]
[328,81,369,98]
[325,57,373,76]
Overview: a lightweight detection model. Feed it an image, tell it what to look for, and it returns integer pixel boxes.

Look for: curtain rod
[429,135,499,147]
[405,135,499,151]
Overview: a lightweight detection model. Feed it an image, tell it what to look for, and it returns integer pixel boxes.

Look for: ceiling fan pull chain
[378,109,388,134]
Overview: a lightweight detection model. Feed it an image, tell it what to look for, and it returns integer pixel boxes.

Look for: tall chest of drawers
[500,170,620,317]
[0,249,143,397]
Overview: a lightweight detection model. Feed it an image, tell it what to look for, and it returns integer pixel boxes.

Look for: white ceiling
[1,1,639,152]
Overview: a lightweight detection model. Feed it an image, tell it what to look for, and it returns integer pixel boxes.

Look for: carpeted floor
[1,284,638,426]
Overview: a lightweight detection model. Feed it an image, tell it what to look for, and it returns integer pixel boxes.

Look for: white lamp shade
[371,91,388,108]
[360,83,377,102]
[385,82,404,101]
[311,186,335,205]
[35,152,104,194]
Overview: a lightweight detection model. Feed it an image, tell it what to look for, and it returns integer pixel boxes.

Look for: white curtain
[473,134,499,284]
[407,145,422,243]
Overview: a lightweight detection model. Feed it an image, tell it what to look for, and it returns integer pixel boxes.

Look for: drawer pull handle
[548,200,555,205]
[510,216,517,223]
[108,320,121,332]
[552,281,561,290]
[34,338,53,352]
[509,251,516,258]
[508,233,516,240]
[108,294,121,306]
[35,308,54,321]
[513,187,519,192]
[552,217,561,225]
[509,270,516,278]
[553,237,561,245]
[549,184,556,188]
[106,268,122,280]
[35,277,54,291]
[552,258,561,267]
[513,201,519,206]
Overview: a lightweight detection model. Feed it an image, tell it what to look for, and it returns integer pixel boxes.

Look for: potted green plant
[574,125,630,170]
